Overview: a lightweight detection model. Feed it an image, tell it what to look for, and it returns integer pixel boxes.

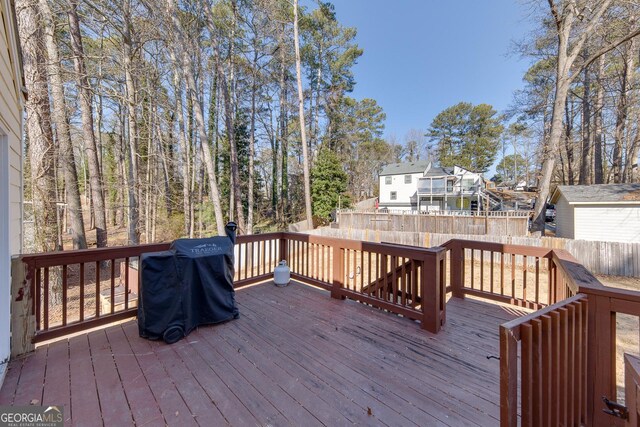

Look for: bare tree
[293,0,313,228]
[68,0,108,247]
[165,0,226,235]
[532,0,640,232]
[38,0,87,249]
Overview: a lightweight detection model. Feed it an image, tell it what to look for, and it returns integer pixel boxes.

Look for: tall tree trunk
[162,12,226,236]
[613,40,633,183]
[276,23,286,224]
[630,123,640,182]
[621,38,637,182]
[293,0,313,228]
[116,109,127,226]
[171,60,191,236]
[39,0,86,249]
[579,64,591,185]
[564,96,575,185]
[182,58,225,235]
[122,0,140,244]
[594,55,605,184]
[247,48,258,234]
[68,0,108,247]
[314,46,322,148]
[205,23,246,232]
[16,0,59,253]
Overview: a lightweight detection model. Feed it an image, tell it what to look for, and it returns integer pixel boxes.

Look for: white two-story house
[378,162,485,212]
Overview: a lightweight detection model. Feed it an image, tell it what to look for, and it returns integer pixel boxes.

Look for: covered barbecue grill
[138,222,239,343]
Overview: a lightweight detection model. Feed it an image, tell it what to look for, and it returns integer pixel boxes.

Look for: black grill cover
[138,223,239,343]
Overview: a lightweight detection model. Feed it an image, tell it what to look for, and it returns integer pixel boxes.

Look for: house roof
[551,184,640,205]
[379,161,430,176]
[424,166,454,177]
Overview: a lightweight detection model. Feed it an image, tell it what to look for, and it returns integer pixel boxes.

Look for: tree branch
[576,27,640,77]
[547,0,562,31]
[566,0,612,64]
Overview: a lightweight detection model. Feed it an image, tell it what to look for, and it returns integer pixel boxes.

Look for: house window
[404,175,412,184]
[447,180,453,192]
[385,176,392,185]
[390,191,397,200]
[462,178,475,191]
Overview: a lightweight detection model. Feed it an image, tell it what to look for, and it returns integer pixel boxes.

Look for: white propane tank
[274,260,290,287]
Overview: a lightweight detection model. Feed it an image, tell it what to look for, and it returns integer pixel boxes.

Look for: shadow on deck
[0,281,527,426]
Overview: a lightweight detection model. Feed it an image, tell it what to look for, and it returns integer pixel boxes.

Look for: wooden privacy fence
[336,209,530,236]
[15,232,446,348]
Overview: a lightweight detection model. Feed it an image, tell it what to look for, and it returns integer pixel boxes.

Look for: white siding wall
[574,205,640,243]
[378,172,423,209]
[554,196,575,239]
[1,0,24,384]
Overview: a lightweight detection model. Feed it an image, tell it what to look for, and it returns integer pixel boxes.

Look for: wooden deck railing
[16,232,446,346]
[500,294,589,426]
[15,234,640,426]
[442,238,640,426]
[284,233,446,332]
[443,239,556,310]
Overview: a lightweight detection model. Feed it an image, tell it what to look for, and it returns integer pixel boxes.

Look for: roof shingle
[553,184,640,203]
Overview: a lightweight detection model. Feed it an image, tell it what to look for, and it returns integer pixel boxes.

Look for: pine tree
[311,148,349,221]
[427,102,504,173]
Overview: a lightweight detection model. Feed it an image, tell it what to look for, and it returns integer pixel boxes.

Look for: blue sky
[324,0,536,143]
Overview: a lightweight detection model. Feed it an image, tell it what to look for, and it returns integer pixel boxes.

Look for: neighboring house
[551,184,640,243]
[0,0,24,384]
[378,161,430,210]
[378,162,485,211]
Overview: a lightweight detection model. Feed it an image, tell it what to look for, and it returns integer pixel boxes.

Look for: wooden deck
[0,281,527,426]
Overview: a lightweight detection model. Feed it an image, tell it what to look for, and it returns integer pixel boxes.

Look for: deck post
[279,235,288,266]
[500,325,518,427]
[331,245,345,300]
[10,257,35,356]
[450,241,464,299]
[420,253,440,333]
[586,294,616,426]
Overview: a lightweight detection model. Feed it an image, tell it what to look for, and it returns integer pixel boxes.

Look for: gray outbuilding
[550,184,640,243]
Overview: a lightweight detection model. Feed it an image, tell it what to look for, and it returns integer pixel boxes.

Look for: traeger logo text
[191,243,223,255]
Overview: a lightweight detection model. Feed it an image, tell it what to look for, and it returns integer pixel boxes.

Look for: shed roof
[551,184,640,204]
[379,161,430,176]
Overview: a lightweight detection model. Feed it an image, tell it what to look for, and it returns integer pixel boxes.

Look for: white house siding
[554,197,575,239]
[0,0,24,384]
[378,172,424,209]
[573,205,640,243]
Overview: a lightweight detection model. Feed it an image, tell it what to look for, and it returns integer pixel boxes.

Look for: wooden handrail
[15,234,640,426]
[500,294,589,427]
[18,232,449,345]
[282,232,446,333]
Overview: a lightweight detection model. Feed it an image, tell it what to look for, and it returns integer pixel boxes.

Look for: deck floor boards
[1,281,525,426]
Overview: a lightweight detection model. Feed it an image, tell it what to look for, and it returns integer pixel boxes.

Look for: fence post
[11,257,35,356]
[421,253,440,333]
[500,325,518,427]
[331,245,345,300]
[450,241,464,298]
